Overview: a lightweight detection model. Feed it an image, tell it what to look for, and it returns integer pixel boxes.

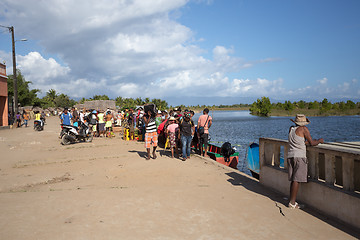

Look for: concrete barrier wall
[259,138,360,230]
[260,166,360,229]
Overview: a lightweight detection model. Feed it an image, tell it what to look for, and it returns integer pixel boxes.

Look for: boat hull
[246,143,260,179]
[192,142,239,169]
[246,142,284,180]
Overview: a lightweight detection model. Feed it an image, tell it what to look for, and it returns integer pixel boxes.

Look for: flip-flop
[288,202,303,209]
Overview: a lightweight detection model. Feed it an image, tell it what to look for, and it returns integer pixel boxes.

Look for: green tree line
[250,97,360,116]
[7,71,359,115]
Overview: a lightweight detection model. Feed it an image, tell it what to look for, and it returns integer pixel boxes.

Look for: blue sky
[179,0,360,91]
[0,0,359,106]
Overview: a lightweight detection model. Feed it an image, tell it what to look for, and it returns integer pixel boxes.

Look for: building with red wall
[0,62,9,127]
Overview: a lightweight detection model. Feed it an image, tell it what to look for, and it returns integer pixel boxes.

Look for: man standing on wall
[287,114,323,209]
[197,108,212,157]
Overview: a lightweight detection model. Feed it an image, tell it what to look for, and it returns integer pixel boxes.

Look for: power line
[0,24,11,29]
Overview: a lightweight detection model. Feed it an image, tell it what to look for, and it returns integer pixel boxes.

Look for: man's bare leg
[290,181,299,205]
[146,148,151,160]
[152,146,157,159]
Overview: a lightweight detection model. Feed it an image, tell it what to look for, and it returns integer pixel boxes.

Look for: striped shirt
[146,118,157,133]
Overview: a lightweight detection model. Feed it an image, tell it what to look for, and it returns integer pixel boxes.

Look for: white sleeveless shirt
[288,126,307,158]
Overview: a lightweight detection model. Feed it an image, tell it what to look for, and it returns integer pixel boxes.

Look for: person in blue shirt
[60,108,72,126]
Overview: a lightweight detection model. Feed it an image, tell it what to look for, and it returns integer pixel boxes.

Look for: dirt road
[0,117,357,239]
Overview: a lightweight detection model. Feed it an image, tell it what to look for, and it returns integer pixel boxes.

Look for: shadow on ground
[128,150,147,159]
[225,171,360,238]
[128,149,176,159]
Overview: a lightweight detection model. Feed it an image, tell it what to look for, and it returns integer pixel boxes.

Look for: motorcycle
[34,120,44,131]
[60,121,93,145]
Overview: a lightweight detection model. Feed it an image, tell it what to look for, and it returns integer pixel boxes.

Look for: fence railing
[259,138,360,193]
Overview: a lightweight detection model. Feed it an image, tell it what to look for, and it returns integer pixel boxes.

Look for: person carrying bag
[197,115,209,136]
[197,108,212,157]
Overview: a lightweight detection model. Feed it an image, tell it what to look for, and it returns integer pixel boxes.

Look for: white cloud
[17,52,70,84]
[224,78,286,97]
[281,77,359,101]
[0,50,12,69]
[2,0,272,102]
[0,0,358,105]
[317,77,328,84]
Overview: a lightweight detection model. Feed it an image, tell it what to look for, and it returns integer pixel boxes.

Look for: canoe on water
[246,143,260,179]
[192,142,239,169]
[246,142,285,180]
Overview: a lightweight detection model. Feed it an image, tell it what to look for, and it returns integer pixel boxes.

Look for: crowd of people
[9,110,46,129]
[9,105,325,210]
[58,105,213,161]
[142,106,212,161]
[59,107,116,138]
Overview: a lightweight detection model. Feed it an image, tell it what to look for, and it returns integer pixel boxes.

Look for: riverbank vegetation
[7,72,360,116]
[250,97,360,117]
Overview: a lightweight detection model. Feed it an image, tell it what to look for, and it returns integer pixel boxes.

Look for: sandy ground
[0,117,358,240]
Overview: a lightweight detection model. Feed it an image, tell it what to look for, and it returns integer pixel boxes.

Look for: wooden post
[325,154,336,185]
[342,156,354,191]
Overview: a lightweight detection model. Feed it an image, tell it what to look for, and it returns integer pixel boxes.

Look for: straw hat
[291,114,310,126]
[169,116,176,121]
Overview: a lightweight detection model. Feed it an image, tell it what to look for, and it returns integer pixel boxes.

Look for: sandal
[288,202,304,209]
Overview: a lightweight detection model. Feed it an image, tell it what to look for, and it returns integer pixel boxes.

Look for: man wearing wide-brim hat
[287,114,324,209]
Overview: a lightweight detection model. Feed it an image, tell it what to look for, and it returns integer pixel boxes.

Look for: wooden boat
[246,142,285,180]
[192,142,239,169]
[246,143,260,179]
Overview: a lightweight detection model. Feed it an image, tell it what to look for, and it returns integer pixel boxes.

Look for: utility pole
[0,24,26,121]
[10,26,18,116]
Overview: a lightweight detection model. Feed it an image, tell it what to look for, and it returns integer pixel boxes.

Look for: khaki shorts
[287,157,308,183]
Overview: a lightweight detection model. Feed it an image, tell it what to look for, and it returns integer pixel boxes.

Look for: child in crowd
[105,110,114,137]
[166,116,179,158]
[116,111,122,126]
[16,112,22,127]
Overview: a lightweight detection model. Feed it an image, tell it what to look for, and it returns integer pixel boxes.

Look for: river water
[192,111,360,174]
